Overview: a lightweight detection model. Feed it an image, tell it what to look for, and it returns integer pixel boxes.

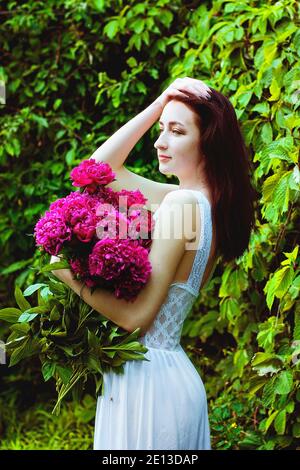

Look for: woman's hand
[153,76,211,110]
[50,254,72,284]
[50,255,61,265]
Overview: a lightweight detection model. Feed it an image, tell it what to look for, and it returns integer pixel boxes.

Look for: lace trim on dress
[139,190,212,351]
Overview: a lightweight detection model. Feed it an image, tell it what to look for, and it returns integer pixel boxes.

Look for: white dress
[93,190,212,450]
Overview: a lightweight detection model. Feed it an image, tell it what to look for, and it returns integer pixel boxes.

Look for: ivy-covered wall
[0,0,299,450]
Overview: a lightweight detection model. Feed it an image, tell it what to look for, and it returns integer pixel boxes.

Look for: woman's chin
[158,165,170,174]
[157,162,175,177]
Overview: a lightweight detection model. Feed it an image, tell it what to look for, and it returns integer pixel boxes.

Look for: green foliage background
[0,0,299,450]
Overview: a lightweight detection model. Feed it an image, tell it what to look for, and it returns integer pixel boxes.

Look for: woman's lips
[159,156,172,162]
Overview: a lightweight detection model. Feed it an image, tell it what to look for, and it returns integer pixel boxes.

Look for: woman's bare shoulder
[105,164,179,210]
[153,189,199,242]
[162,188,199,203]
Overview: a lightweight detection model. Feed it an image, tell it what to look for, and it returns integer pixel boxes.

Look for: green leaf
[285,401,295,414]
[104,350,116,359]
[9,323,30,334]
[0,259,32,274]
[256,317,285,351]
[39,286,53,303]
[49,305,61,321]
[87,354,103,374]
[9,337,40,367]
[18,313,39,323]
[23,283,48,296]
[262,378,277,408]
[88,329,101,349]
[0,308,22,323]
[65,147,76,166]
[274,409,286,435]
[274,371,293,395]
[14,285,31,311]
[265,410,279,432]
[18,306,49,323]
[251,352,284,366]
[49,329,67,337]
[40,260,69,273]
[248,376,267,396]
[53,99,62,110]
[292,423,300,438]
[103,20,119,39]
[55,365,73,385]
[48,281,67,296]
[42,362,56,381]
[118,350,150,361]
[31,114,49,129]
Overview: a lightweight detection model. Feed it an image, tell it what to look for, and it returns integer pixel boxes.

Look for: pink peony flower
[85,278,98,288]
[114,243,152,300]
[70,257,99,288]
[115,189,148,211]
[88,239,127,280]
[70,159,116,193]
[34,210,72,255]
[49,198,67,212]
[34,159,155,301]
[70,257,88,277]
[88,237,151,281]
[49,191,96,220]
[91,186,120,207]
[69,208,98,243]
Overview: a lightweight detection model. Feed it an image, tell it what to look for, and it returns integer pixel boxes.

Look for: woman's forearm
[89,100,163,169]
[52,267,141,334]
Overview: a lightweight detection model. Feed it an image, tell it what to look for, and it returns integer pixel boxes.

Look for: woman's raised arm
[89,100,163,170]
[88,77,208,170]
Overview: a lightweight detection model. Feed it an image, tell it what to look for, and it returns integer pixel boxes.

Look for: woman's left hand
[50,254,61,265]
[49,254,72,284]
[153,76,211,110]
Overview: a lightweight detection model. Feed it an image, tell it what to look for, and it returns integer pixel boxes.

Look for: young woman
[51,77,257,450]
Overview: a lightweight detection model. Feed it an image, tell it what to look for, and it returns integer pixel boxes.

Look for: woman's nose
[154,135,167,149]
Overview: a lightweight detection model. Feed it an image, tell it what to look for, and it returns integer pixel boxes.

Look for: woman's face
[154,100,202,180]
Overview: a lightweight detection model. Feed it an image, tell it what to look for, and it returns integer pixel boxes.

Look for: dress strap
[184,190,213,295]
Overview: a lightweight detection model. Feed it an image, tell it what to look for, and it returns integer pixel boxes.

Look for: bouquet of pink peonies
[0,159,154,415]
[34,158,155,301]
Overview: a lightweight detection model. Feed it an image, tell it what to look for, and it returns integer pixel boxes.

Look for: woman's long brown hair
[173,89,259,263]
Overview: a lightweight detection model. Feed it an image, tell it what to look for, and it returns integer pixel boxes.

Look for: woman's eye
[158,129,181,134]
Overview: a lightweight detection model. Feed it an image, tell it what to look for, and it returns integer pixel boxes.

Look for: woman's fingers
[173,77,211,99]
[50,254,64,264]
[177,85,210,99]
[189,79,211,97]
